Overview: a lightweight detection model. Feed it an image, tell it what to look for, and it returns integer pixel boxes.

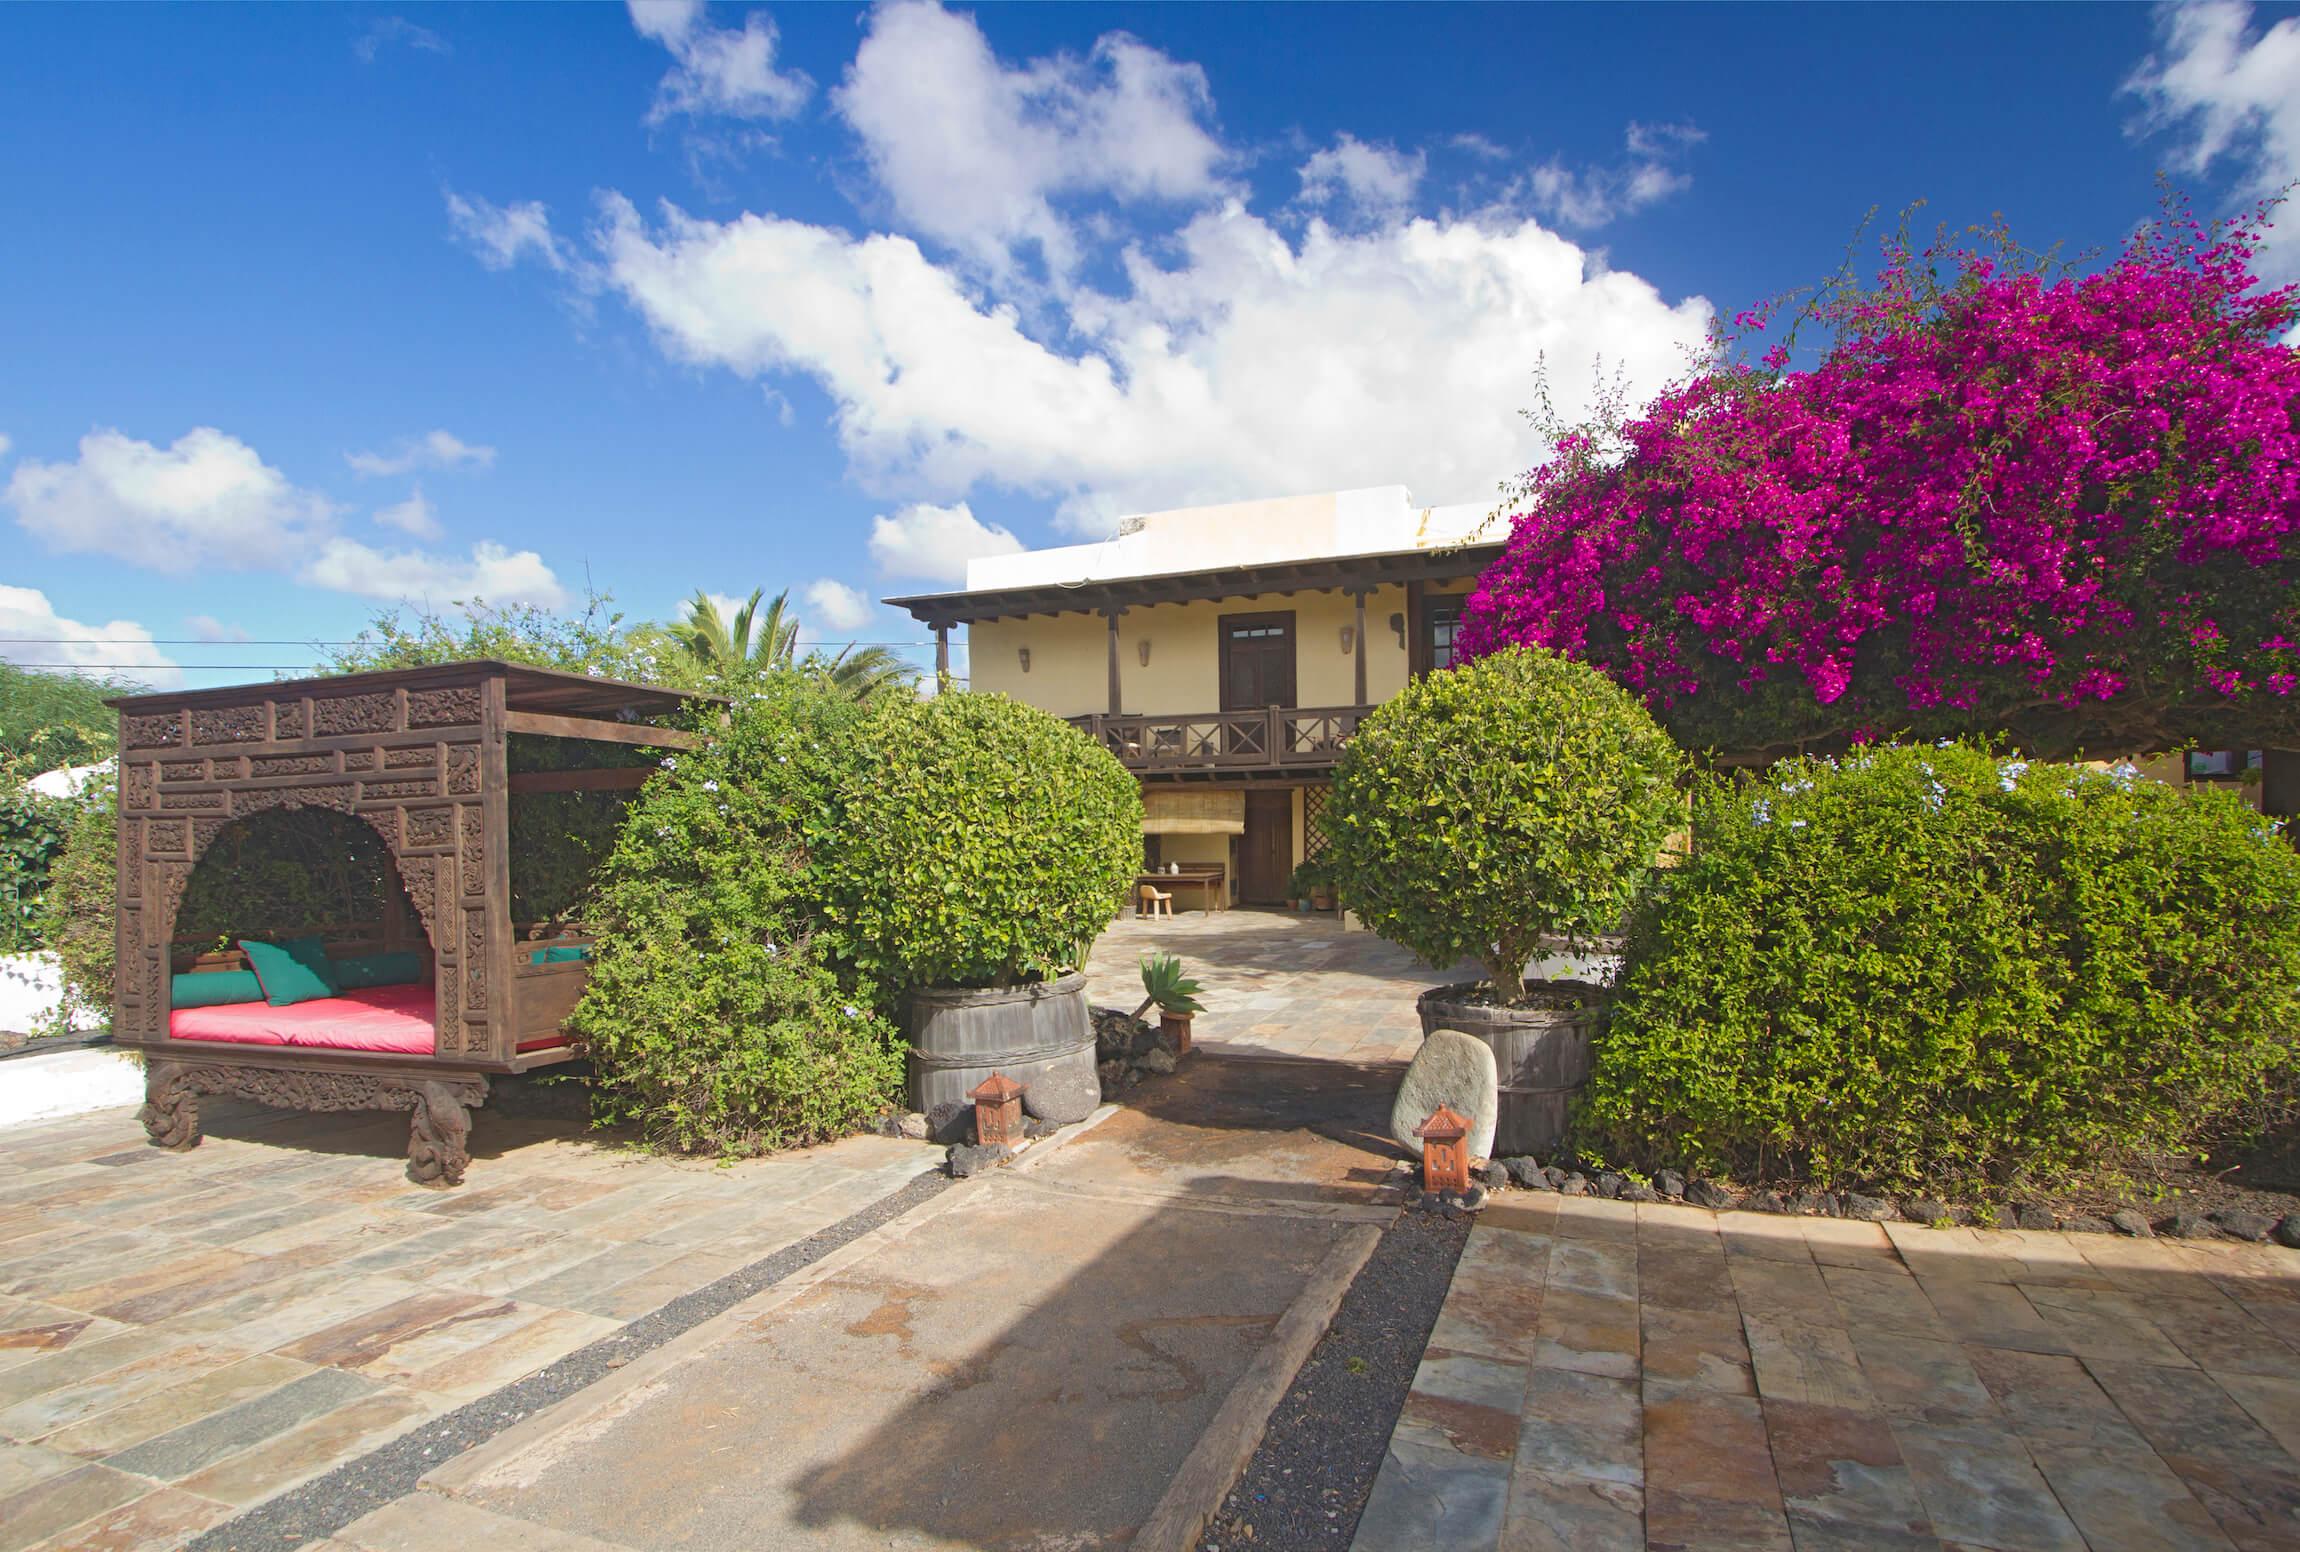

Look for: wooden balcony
[1067,705,1374,775]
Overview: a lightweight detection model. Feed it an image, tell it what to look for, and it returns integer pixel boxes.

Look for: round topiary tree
[1326,646,1686,1001]
[818,693,1142,991]
[1579,745,2300,1200]
[572,676,906,1155]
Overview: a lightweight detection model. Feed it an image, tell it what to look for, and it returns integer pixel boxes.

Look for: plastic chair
[1137,882,1174,919]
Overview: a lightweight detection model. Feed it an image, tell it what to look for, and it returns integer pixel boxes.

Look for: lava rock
[1657,1170,1687,1200]
[1843,1193,1896,1222]
[946,1142,1011,1178]
[2110,1209,2155,1238]
[2059,1215,2115,1235]
[1502,1156,1548,1189]
[897,1112,930,1141]
[2158,1210,2218,1239]
[1621,1180,1660,1204]
[1905,1198,1957,1225]
[1023,1116,1061,1140]
[1557,1172,1589,1197]
[1097,1060,1128,1100]
[1091,1006,1156,1062]
[2011,1204,2059,1231]
[1747,1190,1790,1215]
[1542,1165,1572,1190]
[1476,1160,1512,1191]
[2277,1216,2300,1250]
[1687,1179,1735,1211]
[925,1102,975,1146]
[1023,1057,1102,1124]
[2213,1211,2277,1243]
[1390,1029,1499,1161]
[1460,1184,1490,1212]
[1595,1173,1627,1199]
[1790,1190,1840,1218]
[1138,1045,1178,1076]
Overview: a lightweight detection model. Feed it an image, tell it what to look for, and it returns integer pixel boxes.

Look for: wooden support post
[1352,589,1369,706]
[1106,609,1124,715]
[934,624,950,682]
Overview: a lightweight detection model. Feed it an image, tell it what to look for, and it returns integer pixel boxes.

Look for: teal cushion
[240,936,341,1007]
[171,970,263,1008]
[331,951,425,990]
[535,944,592,964]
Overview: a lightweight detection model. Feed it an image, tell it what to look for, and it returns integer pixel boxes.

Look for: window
[2188,749,2262,781]
[1425,601,1463,671]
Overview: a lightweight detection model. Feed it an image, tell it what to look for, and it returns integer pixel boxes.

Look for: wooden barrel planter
[908,971,1099,1124]
[1416,982,1607,1156]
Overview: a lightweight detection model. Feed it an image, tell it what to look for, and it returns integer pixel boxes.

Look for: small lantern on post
[969,1072,1026,1150]
[1415,1105,1472,1195]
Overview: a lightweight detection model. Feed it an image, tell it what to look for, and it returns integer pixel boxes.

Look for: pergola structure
[107,660,715,1183]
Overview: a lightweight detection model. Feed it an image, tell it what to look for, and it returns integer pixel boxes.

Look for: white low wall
[0,1047,145,1127]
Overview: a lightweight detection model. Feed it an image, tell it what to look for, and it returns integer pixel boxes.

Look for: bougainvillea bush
[572,678,904,1155]
[1578,744,2300,1198]
[1459,210,2300,757]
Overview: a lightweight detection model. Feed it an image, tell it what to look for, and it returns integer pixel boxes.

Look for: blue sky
[3,0,2296,691]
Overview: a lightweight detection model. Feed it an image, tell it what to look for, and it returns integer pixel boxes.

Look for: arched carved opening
[166,805,431,978]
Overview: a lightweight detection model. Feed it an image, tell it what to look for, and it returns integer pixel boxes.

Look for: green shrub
[1579,744,2300,1198]
[818,693,1142,991]
[1325,646,1685,999]
[39,784,114,1032]
[0,783,74,953]
[571,677,905,1154]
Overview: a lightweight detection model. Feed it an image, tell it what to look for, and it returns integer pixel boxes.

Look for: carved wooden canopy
[108,661,714,1069]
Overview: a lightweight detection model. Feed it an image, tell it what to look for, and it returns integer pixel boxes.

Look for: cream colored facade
[889,485,1500,905]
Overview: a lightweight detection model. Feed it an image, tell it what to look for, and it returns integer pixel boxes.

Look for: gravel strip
[191,1167,952,1552]
[1195,1206,1470,1552]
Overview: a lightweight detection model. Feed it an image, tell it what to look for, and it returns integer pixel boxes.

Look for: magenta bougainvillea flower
[1457,208,2300,757]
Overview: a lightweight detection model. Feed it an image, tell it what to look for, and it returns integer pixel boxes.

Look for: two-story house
[886,487,1502,906]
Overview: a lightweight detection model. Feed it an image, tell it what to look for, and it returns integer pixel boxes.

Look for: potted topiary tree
[1325,646,1684,1154]
[1132,952,1205,1055]
[820,692,1143,1127]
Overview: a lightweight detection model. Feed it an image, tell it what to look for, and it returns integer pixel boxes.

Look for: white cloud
[868,500,1023,583]
[594,194,1710,529]
[1526,121,1704,229]
[2128,0,2300,279]
[0,585,181,689]
[629,0,811,125]
[347,430,496,477]
[374,487,444,540]
[1298,135,1425,218]
[356,16,449,62]
[0,433,12,461]
[803,577,877,632]
[185,614,250,644]
[446,191,571,273]
[302,538,568,608]
[5,426,337,573]
[833,0,1227,277]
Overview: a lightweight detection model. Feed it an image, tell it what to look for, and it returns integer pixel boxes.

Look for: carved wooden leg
[406,1081,474,1187]
[139,1062,202,1150]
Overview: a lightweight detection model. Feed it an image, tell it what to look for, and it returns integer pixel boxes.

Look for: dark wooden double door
[1222,612,1297,905]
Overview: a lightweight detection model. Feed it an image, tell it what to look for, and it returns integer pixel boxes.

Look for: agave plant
[1132,952,1205,1020]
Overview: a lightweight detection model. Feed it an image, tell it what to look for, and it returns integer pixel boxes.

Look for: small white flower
[842,1004,859,1018]
[702,779,719,793]
[1751,799,1773,825]
[661,755,678,771]
[1789,818,1807,829]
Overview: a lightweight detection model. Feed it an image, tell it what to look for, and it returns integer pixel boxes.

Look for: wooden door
[1240,790,1293,905]
[1221,613,1296,711]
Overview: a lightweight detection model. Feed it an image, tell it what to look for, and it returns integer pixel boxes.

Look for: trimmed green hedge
[39,784,114,1033]
[1579,744,2300,1198]
[0,784,73,953]
[571,678,905,1155]
[817,693,1142,991]
[1326,646,1685,999]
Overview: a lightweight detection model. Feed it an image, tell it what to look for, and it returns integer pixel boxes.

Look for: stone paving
[1086,908,1489,1066]
[1354,1191,2300,1552]
[0,1096,937,1552]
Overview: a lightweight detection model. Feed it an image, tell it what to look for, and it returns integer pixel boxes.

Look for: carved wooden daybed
[108,661,715,1184]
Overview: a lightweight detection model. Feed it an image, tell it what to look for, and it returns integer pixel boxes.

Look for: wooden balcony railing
[1066,705,1374,773]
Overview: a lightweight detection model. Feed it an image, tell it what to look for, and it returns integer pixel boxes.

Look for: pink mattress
[169,983,436,1054]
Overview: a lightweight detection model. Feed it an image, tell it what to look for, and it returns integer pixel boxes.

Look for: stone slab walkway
[0,1097,937,1552]
[1353,1192,2300,1552]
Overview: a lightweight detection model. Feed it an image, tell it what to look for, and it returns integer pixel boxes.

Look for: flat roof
[886,542,1502,628]
[106,659,723,720]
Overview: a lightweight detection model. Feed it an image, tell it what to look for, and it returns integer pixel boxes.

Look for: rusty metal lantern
[969,1071,1026,1149]
[1415,1105,1472,1195]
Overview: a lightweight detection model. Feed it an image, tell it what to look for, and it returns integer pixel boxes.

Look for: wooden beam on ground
[506,766,656,794]
[502,711,698,749]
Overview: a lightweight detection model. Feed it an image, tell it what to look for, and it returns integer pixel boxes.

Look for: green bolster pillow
[172,970,264,1008]
[331,950,426,990]
[534,944,592,964]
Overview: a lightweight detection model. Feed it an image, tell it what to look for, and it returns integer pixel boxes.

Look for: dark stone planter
[908,972,1098,1123]
[1416,981,1606,1157]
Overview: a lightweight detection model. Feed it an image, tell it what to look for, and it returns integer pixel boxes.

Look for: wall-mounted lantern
[1389,612,1407,649]
[969,1071,1026,1150]
[1415,1105,1472,1194]
[1339,625,1357,656]
[1018,646,1032,674]
[1137,638,1152,667]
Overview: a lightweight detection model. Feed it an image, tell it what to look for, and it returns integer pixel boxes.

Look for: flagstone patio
[0,1097,937,1552]
[1353,1192,2300,1552]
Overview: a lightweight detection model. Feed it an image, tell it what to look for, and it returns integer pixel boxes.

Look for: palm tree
[665,587,916,701]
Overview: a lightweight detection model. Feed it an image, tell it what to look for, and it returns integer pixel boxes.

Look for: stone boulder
[1389,1028,1498,1161]
[1022,1055,1102,1124]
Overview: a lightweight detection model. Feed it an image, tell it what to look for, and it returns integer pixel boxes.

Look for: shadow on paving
[432,1057,1410,1551]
